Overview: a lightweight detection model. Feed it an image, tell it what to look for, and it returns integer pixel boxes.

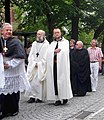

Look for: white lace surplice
[0,53,5,88]
[0,57,31,95]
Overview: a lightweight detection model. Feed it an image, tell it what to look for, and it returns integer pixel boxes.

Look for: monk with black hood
[71,41,92,96]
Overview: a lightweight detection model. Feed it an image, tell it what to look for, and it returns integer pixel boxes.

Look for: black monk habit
[71,48,92,96]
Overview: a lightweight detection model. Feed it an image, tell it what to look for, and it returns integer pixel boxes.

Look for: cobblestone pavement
[3,75,104,120]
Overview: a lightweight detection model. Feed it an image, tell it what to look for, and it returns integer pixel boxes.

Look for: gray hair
[76,41,83,46]
[37,30,45,36]
[2,23,12,29]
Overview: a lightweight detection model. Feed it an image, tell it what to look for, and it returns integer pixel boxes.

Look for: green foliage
[79,31,94,46]
[0,0,4,26]
[80,0,104,31]
[0,0,103,44]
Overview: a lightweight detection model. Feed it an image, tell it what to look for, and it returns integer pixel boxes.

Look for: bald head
[37,30,45,36]
[90,39,97,47]
[76,41,83,49]
[53,28,62,40]
[36,30,45,41]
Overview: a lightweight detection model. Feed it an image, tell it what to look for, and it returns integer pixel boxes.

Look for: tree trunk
[71,17,79,41]
[93,21,104,39]
[71,0,80,41]
[5,0,10,23]
[101,35,104,53]
[47,13,53,43]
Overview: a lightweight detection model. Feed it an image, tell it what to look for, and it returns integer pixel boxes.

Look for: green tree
[3,0,103,45]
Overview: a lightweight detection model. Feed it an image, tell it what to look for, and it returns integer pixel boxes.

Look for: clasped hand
[54,48,61,53]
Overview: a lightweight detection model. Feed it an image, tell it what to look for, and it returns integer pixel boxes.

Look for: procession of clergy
[0,23,103,119]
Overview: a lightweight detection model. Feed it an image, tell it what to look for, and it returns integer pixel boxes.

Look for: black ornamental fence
[13,31,36,48]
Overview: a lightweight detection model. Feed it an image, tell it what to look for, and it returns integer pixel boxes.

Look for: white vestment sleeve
[5,58,23,69]
[0,53,5,88]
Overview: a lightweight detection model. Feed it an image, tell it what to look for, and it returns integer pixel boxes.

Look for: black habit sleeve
[0,37,3,53]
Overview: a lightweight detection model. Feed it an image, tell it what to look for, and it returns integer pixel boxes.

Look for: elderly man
[0,23,30,119]
[27,30,49,103]
[87,39,103,92]
[46,28,73,106]
[71,41,92,96]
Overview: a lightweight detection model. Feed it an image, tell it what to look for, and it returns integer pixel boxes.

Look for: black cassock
[0,37,3,53]
[70,48,92,96]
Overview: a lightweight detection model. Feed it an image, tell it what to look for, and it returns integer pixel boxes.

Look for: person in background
[71,41,92,96]
[69,39,76,94]
[26,41,32,57]
[46,28,73,106]
[0,23,30,119]
[27,30,49,103]
[25,41,32,69]
[87,39,103,92]
[70,39,75,51]
[102,54,104,75]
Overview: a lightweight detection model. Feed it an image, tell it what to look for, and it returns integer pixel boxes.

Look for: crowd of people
[0,23,103,119]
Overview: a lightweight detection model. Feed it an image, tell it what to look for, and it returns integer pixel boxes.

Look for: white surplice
[0,53,5,88]
[27,39,49,100]
[0,57,31,95]
[46,38,73,100]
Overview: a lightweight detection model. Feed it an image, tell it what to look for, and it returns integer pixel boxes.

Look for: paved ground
[3,74,104,120]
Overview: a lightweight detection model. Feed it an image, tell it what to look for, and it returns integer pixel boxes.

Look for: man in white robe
[46,28,73,106]
[27,30,49,103]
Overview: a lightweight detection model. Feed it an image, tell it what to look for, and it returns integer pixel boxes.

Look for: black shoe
[36,99,43,103]
[11,111,18,116]
[63,99,68,105]
[0,115,5,119]
[27,98,35,103]
[54,100,61,106]
[5,111,19,117]
[77,94,86,96]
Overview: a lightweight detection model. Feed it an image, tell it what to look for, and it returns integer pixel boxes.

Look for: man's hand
[99,65,102,71]
[4,63,9,69]
[35,63,38,68]
[54,49,61,53]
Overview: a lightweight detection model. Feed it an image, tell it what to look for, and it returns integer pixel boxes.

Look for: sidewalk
[4,75,104,120]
